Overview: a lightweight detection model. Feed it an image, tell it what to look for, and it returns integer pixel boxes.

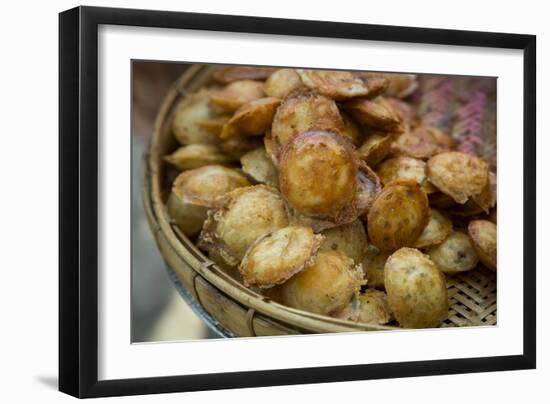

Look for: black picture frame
[59,5,536,398]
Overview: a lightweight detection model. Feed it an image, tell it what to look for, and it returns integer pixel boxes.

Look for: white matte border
[98,25,523,381]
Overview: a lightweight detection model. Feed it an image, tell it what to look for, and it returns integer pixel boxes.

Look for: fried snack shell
[296,69,370,100]
[239,226,324,288]
[472,172,497,214]
[209,80,265,112]
[320,219,368,263]
[220,135,263,160]
[270,92,344,161]
[357,133,393,167]
[384,97,420,131]
[426,152,489,204]
[413,208,453,249]
[340,112,365,147]
[376,156,436,194]
[391,126,452,160]
[240,147,279,187]
[264,69,304,99]
[468,220,497,271]
[279,130,358,218]
[164,144,234,170]
[427,230,479,274]
[220,97,281,139]
[171,90,221,145]
[212,66,276,83]
[362,72,418,99]
[356,289,393,325]
[343,97,403,132]
[198,185,289,266]
[367,179,429,252]
[384,247,448,328]
[362,243,389,290]
[278,250,364,316]
[196,116,230,136]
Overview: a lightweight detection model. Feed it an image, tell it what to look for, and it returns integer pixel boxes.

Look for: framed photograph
[59,6,536,398]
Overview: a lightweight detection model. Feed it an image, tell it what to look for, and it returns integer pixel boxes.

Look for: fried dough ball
[240,147,279,187]
[270,92,344,161]
[171,90,221,145]
[367,179,429,252]
[220,97,281,139]
[362,72,418,99]
[279,130,358,218]
[264,69,304,99]
[472,172,497,214]
[426,152,489,204]
[413,208,453,249]
[391,126,452,160]
[376,156,436,194]
[278,250,364,316]
[239,226,324,288]
[384,97,421,131]
[357,133,393,167]
[212,66,276,83]
[198,185,289,266]
[341,112,365,147]
[384,247,448,328]
[167,166,251,236]
[356,289,393,325]
[362,244,389,290]
[343,97,403,132]
[196,116,230,136]
[468,220,497,271]
[320,219,368,263]
[164,144,234,170]
[427,230,479,274]
[209,80,265,112]
[296,69,370,100]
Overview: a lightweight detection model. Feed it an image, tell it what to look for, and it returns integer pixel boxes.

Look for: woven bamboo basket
[143,64,497,337]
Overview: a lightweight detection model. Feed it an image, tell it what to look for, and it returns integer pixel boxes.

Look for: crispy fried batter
[427,230,479,274]
[196,116,230,136]
[264,69,304,99]
[413,208,453,248]
[164,144,234,170]
[239,226,324,288]
[240,147,279,187]
[278,250,365,315]
[320,219,368,263]
[356,289,393,325]
[296,69,370,100]
[384,247,448,328]
[343,97,403,132]
[340,112,365,147]
[468,220,496,271]
[472,172,497,214]
[362,243,389,290]
[391,126,452,160]
[361,72,418,99]
[426,152,489,204]
[209,80,265,112]
[220,136,263,159]
[220,97,281,139]
[212,66,276,83]
[198,185,289,266]
[376,156,436,194]
[357,133,394,167]
[367,179,429,252]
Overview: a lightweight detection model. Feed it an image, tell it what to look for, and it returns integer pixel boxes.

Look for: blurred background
[132,61,217,342]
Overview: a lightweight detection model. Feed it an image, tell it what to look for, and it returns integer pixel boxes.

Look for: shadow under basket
[142,64,497,337]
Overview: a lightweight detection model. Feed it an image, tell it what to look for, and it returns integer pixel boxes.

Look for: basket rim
[144,64,396,333]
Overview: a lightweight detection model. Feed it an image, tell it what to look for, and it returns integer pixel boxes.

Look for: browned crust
[468,220,497,271]
[220,97,281,139]
[342,96,404,132]
[296,69,370,100]
[357,133,394,168]
[376,156,436,194]
[209,80,265,112]
[413,208,453,248]
[212,66,276,83]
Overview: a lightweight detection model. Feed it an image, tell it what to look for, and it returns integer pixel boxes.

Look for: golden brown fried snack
[362,72,418,99]
[240,147,279,188]
[340,112,365,147]
[376,156,436,194]
[209,80,265,112]
[196,116,230,136]
[384,97,421,132]
[427,230,479,274]
[367,179,429,252]
[278,250,364,316]
[468,220,496,271]
[391,126,452,160]
[270,92,344,161]
[198,185,289,266]
[171,90,221,145]
[320,219,368,263]
[239,226,324,288]
[413,208,453,248]
[343,97,403,132]
[362,243,389,290]
[472,172,497,214]
[356,161,383,215]
[167,166,251,236]
[264,69,304,99]
[164,144,234,170]
[356,289,393,325]
[426,152,489,204]
[296,69,370,100]
[212,66,276,83]
[220,136,263,159]
[357,133,394,167]
[220,97,281,139]
[384,247,448,328]
[279,130,358,218]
